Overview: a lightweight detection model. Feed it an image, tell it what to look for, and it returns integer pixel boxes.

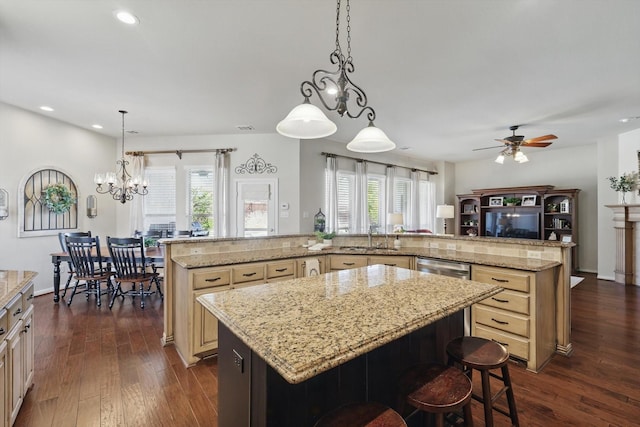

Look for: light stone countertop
[173,246,560,271]
[197,264,501,384]
[0,270,37,308]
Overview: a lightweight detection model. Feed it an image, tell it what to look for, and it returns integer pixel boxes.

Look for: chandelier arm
[300,80,340,113]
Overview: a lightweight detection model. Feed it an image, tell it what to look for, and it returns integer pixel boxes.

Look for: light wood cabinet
[295,257,326,277]
[471,265,556,373]
[328,254,414,271]
[0,340,6,427]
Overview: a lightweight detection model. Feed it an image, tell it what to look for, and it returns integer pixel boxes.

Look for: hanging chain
[345,0,351,62]
[335,0,342,55]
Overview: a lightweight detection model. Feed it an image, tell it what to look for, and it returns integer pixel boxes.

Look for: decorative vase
[323,239,333,247]
[621,192,627,204]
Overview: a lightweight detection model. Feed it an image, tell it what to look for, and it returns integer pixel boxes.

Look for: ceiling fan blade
[473,144,505,151]
[494,139,511,144]
[524,134,557,143]
[522,142,552,148]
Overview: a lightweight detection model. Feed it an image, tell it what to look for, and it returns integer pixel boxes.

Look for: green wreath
[44,183,76,214]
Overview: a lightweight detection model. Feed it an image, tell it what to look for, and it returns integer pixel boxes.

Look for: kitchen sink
[339,245,398,252]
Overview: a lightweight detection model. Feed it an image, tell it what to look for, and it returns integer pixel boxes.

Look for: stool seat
[314,402,407,427]
[447,336,519,427]
[398,364,473,427]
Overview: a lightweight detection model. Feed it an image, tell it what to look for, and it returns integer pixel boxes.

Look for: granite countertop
[197,264,501,384]
[0,270,37,308]
[173,246,560,272]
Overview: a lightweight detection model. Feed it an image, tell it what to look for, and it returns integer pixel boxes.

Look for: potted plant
[547,203,558,213]
[315,231,336,245]
[607,172,638,204]
[504,197,521,206]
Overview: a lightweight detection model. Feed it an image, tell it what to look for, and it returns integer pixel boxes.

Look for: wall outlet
[446,243,456,250]
[527,250,542,259]
[233,349,244,373]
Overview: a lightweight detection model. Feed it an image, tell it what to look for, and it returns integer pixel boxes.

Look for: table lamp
[436,205,455,235]
[388,213,404,248]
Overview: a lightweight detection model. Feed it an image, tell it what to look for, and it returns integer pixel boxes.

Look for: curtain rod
[321,152,438,175]
[125,148,236,159]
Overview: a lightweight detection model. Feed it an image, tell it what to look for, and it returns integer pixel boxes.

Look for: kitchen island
[198,264,501,426]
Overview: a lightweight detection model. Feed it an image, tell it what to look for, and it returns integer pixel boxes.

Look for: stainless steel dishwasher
[416,257,472,335]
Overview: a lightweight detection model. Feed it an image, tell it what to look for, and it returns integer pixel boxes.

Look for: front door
[235,179,277,237]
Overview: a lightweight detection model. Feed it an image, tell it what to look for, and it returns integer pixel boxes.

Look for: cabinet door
[193,286,229,355]
[368,256,411,269]
[0,341,7,427]
[22,306,34,392]
[7,320,23,425]
[328,255,367,270]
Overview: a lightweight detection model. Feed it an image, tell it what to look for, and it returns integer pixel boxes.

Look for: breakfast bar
[198,264,501,426]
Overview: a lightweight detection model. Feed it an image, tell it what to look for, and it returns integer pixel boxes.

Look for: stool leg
[502,365,519,427]
[463,402,474,427]
[434,413,444,427]
[480,370,494,427]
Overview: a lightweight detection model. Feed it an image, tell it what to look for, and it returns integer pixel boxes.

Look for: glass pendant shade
[276,101,337,139]
[495,153,505,164]
[346,122,396,153]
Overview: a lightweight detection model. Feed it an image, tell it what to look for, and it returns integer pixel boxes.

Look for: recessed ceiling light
[92,124,103,129]
[115,10,139,25]
[398,146,412,151]
[39,106,54,112]
[619,116,640,123]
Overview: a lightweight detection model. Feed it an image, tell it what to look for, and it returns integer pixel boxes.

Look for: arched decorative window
[19,168,78,237]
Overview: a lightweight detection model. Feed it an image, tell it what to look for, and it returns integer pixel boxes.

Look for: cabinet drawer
[368,256,411,269]
[22,282,35,309]
[6,295,23,332]
[473,324,529,361]
[330,255,367,270]
[233,264,265,284]
[267,260,295,279]
[0,309,7,339]
[473,305,529,337]
[479,290,529,315]
[192,268,231,290]
[472,265,531,293]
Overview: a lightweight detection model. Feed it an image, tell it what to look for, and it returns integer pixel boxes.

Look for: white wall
[0,102,118,295]
[454,144,598,273]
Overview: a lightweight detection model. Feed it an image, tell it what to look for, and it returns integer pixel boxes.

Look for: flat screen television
[484,212,540,240]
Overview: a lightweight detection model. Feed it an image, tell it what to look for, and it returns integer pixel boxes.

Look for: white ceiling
[1,0,639,163]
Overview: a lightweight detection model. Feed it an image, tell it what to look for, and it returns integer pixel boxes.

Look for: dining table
[49,246,165,303]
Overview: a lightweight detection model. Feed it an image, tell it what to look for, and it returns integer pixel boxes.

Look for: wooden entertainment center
[457,185,580,270]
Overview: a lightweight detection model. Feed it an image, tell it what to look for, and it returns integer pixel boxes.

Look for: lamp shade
[436,205,455,219]
[346,122,396,153]
[388,213,404,225]
[276,102,337,139]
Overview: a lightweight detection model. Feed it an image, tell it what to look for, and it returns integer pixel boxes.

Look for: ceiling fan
[473,125,557,163]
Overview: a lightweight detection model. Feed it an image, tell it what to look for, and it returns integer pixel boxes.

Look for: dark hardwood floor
[15,273,640,426]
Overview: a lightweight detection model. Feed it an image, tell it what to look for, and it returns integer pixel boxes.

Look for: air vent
[126,130,139,134]
[236,125,255,131]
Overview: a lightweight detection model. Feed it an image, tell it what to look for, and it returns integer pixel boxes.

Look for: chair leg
[140,282,145,309]
[62,273,73,298]
[96,280,102,307]
[109,282,122,309]
[463,401,474,427]
[155,277,163,300]
[67,280,80,306]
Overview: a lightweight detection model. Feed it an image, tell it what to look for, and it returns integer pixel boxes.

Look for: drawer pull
[491,338,509,346]
[343,262,355,266]
[27,294,34,300]
[491,297,509,303]
[205,277,221,282]
[491,277,509,283]
[491,318,509,325]
[23,323,31,333]
[384,263,397,266]
[242,272,257,277]
[13,308,22,317]
[275,268,288,272]
[0,328,4,336]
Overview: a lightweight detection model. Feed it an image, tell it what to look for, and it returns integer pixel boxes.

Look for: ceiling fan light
[495,154,505,164]
[346,122,396,153]
[514,150,524,162]
[517,153,529,163]
[276,100,337,139]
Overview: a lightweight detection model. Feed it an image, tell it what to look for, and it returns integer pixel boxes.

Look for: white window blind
[143,167,176,232]
[367,175,385,233]
[393,178,412,219]
[186,167,214,231]
[336,171,354,233]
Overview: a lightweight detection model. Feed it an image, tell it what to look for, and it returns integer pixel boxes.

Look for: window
[333,172,386,234]
[186,167,214,231]
[336,171,354,233]
[393,177,412,220]
[143,167,176,234]
[367,175,385,232]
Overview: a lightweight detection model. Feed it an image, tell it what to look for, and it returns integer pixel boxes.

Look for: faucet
[368,225,374,247]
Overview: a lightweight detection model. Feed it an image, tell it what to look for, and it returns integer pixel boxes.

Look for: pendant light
[276,0,395,153]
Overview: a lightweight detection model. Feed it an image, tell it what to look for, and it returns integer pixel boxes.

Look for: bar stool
[397,364,473,427]
[314,402,407,427]
[446,336,519,427]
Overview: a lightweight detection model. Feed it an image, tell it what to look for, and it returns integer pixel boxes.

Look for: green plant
[43,183,76,214]
[504,197,521,205]
[607,172,637,193]
[143,237,157,247]
[315,231,336,240]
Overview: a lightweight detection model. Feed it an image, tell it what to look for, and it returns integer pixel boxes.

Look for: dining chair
[58,231,92,298]
[64,235,113,307]
[141,230,164,291]
[107,236,160,309]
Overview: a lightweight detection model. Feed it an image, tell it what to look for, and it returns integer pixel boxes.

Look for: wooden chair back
[107,236,149,279]
[58,231,92,267]
[65,235,104,278]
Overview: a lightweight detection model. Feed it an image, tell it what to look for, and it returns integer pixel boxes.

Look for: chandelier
[276,0,395,153]
[495,147,529,164]
[94,110,148,203]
